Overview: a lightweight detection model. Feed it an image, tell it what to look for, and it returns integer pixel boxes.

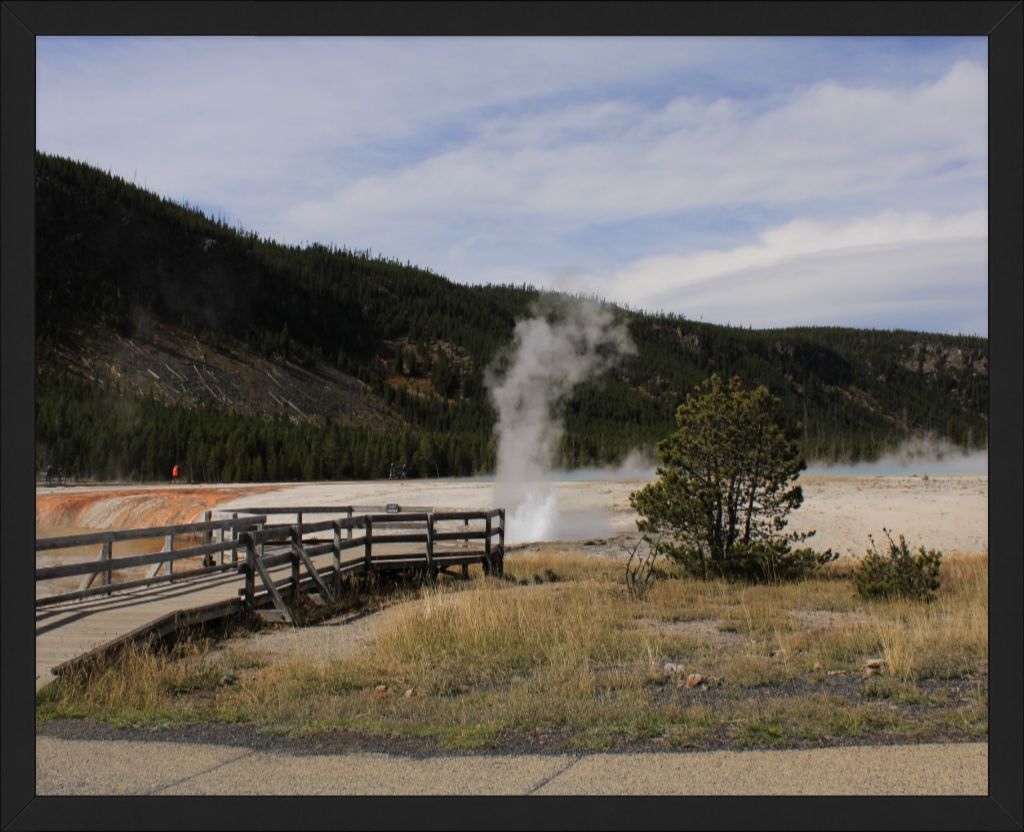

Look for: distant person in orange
[172,463,180,483]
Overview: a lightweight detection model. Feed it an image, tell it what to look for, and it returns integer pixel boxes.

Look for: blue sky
[37,37,987,334]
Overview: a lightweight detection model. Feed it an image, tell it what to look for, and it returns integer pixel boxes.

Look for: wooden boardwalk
[35,507,505,691]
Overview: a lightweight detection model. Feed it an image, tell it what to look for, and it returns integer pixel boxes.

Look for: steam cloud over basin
[486,299,636,544]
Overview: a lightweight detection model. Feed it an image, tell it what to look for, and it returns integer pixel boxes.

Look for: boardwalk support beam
[291,527,335,605]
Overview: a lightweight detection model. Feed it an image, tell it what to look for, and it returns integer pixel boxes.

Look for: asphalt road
[37,737,986,795]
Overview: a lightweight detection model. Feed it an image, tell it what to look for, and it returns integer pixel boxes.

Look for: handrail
[36,508,506,612]
[35,516,268,551]
[224,505,434,515]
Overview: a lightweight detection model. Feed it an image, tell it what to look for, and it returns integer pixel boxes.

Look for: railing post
[163,533,173,578]
[100,540,113,593]
[243,534,256,611]
[332,520,342,590]
[203,510,214,567]
[290,525,301,603]
[363,517,373,581]
[425,514,435,582]
[483,514,492,576]
[346,508,353,540]
[226,512,239,565]
[498,509,505,577]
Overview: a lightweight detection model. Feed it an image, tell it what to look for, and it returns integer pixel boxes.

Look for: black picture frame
[2,2,1021,829]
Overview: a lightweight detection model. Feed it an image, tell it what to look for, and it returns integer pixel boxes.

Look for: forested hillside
[35,153,988,482]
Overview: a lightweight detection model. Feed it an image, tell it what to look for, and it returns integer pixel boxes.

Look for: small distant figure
[400,462,408,481]
[171,463,180,483]
[389,462,395,480]
[45,465,54,487]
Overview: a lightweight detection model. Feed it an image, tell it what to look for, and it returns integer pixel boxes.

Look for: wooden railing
[237,510,506,624]
[35,508,506,622]
[35,516,268,607]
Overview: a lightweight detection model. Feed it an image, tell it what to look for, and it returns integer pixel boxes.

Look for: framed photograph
[3,2,1020,829]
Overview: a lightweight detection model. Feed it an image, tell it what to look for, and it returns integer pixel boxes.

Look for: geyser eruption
[487,298,635,543]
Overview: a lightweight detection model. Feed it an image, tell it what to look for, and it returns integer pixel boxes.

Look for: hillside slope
[35,153,988,482]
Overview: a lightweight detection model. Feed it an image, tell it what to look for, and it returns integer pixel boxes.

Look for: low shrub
[673,539,838,584]
[854,530,942,602]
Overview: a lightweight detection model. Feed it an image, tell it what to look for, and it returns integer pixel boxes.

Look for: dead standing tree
[621,532,663,600]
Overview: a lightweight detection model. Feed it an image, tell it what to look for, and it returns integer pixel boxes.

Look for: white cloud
[36,38,987,333]
[588,209,987,333]
[597,209,987,300]
[294,60,984,217]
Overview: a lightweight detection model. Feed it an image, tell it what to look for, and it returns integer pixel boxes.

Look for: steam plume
[487,297,635,543]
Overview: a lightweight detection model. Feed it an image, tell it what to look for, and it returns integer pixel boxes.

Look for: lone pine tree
[631,374,836,582]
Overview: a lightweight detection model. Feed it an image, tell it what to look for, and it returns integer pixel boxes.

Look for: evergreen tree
[631,375,835,582]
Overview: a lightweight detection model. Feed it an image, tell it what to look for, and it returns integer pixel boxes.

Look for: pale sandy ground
[34,475,988,796]
[221,474,988,556]
[37,474,988,557]
[35,736,986,795]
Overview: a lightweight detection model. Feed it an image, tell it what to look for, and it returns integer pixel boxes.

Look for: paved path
[36,737,987,795]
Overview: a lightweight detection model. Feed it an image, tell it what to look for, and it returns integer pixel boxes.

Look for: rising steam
[487,297,636,543]
[805,435,987,476]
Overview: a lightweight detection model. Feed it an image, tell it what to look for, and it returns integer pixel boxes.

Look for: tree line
[34,152,988,482]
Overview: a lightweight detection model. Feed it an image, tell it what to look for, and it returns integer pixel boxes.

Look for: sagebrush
[854,530,942,601]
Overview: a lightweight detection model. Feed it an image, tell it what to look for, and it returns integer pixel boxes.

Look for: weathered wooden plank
[147,533,174,580]
[231,505,431,517]
[497,508,506,576]
[430,511,491,521]
[370,552,431,562]
[291,518,339,535]
[259,550,297,569]
[431,530,487,542]
[363,532,428,545]
[363,513,430,524]
[431,552,488,564]
[364,518,373,574]
[36,562,238,607]
[229,506,355,515]
[50,596,245,678]
[37,538,247,581]
[291,533,334,604]
[36,517,268,551]
[243,537,256,610]
[99,541,112,590]
[297,541,336,557]
[484,515,493,576]
[425,515,435,581]
[371,559,432,570]
[251,551,294,625]
[349,505,433,514]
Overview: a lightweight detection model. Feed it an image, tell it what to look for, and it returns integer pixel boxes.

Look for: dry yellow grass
[38,552,988,750]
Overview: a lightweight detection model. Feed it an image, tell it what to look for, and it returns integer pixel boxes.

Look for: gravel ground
[36,733,987,795]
